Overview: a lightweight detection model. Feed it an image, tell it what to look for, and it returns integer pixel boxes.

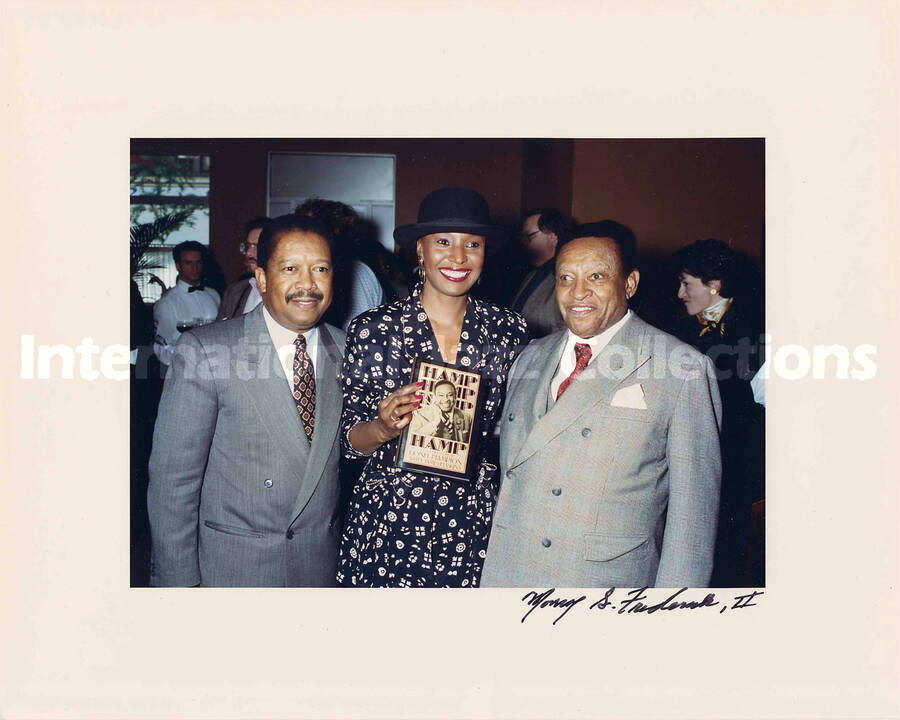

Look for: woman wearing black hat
[336,187,529,587]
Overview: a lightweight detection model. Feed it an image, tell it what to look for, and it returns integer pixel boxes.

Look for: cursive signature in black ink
[518,587,764,624]
[520,588,587,625]
[615,587,720,614]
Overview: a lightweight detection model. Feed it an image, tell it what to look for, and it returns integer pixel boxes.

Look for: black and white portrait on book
[398,358,483,481]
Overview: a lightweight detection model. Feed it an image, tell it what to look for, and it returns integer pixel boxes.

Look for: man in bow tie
[148,215,346,586]
[482,221,723,588]
[152,241,221,369]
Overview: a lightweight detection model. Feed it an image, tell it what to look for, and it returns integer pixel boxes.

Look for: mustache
[285,290,324,302]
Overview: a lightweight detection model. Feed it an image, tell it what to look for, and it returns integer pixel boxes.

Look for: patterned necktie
[556,342,592,400]
[292,334,316,444]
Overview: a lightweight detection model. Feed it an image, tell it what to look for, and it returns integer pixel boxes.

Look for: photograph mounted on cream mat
[3,2,897,719]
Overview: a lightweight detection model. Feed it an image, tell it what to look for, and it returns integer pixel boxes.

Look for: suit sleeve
[147,331,218,586]
[152,295,178,367]
[655,353,723,588]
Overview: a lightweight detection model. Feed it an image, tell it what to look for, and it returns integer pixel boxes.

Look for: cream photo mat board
[1,2,898,719]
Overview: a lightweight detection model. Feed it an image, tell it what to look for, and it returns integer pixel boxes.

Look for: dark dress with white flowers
[336,292,529,587]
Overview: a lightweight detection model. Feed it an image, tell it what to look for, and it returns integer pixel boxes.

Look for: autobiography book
[395,356,484,482]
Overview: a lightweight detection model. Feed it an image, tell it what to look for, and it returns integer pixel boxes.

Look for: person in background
[152,240,220,368]
[296,199,385,330]
[148,215,346,587]
[217,217,268,320]
[353,215,411,302]
[672,237,765,587]
[509,209,570,337]
[337,187,529,587]
[482,222,722,589]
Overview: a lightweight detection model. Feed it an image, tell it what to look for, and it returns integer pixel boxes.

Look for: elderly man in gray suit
[482,221,722,588]
[148,214,346,587]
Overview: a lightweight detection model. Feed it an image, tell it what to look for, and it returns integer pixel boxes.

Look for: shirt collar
[562,309,632,359]
[262,305,318,349]
[176,278,202,293]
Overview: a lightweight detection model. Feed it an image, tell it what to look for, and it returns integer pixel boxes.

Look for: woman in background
[337,187,529,588]
[672,238,764,586]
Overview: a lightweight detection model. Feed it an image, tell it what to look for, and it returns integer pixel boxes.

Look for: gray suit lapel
[512,315,651,468]
[531,332,566,420]
[238,306,312,472]
[288,323,343,525]
[499,332,564,471]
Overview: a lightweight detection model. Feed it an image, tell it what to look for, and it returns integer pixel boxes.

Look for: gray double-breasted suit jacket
[147,304,346,587]
[481,313,722,588]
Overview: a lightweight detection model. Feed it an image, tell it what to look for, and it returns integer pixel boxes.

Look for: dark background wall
[131,138,764,302]
[571,138,765,263]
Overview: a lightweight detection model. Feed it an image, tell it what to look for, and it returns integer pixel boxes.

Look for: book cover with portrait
[395,357,484,482]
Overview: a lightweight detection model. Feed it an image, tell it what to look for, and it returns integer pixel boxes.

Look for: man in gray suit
[482,221,722,588]
[510,209,569,338]
[148,214,346,587]
[216,216,268,321]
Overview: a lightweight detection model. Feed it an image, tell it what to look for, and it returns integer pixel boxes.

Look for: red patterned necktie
[292,334,316,444]
[556,342,592,400]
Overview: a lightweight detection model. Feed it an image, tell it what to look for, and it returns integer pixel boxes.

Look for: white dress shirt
[550,310,633,400]
[152,279,221,366]
[262,305,319,387]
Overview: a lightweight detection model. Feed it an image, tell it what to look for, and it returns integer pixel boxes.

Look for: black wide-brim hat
[394,187,509,256]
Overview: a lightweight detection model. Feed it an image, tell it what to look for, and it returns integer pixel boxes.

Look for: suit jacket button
[581,427,591,438]
[508,412,515,421]
[506,470,516,480]
[542,538,552,548]
[285,530,294,539]
[551,487,562,496]
[264,479,273,488]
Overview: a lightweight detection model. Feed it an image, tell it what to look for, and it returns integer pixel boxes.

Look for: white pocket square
[610,384,647,409]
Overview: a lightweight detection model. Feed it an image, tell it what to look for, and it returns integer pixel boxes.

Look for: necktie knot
[294,333,307,349]
[556,342,593,401]
[574,342,592,367]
